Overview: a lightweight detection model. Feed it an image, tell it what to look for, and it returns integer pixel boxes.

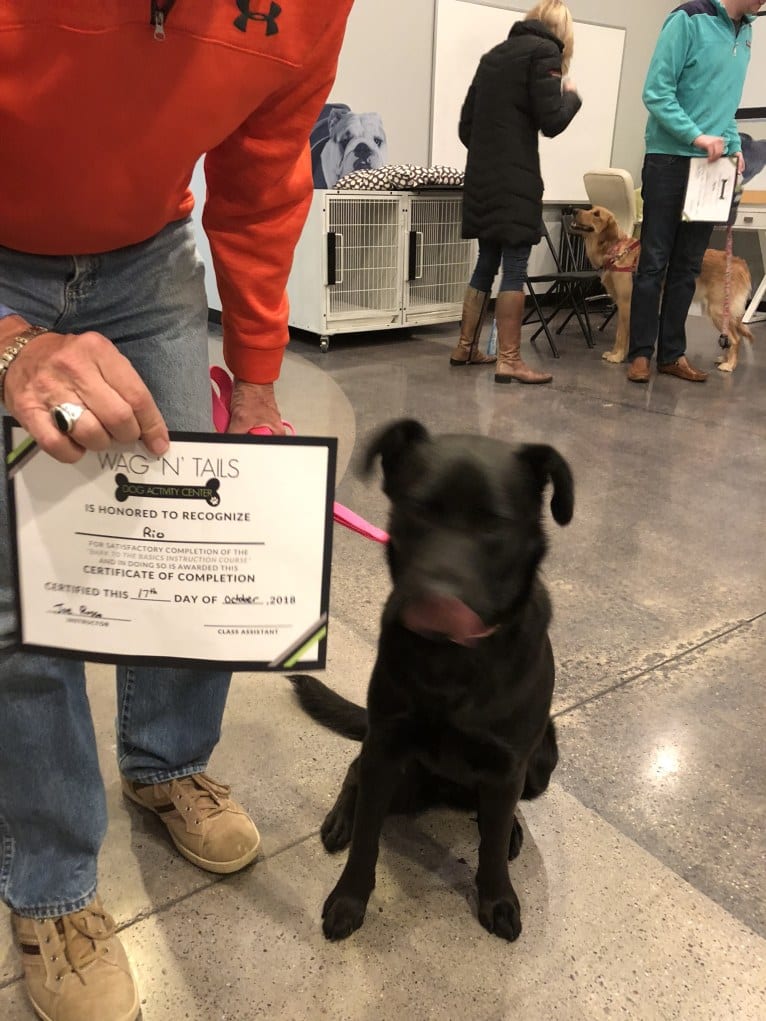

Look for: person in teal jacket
[626,0,762,384]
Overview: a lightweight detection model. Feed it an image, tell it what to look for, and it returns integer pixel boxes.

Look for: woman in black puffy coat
[449,0,581,384]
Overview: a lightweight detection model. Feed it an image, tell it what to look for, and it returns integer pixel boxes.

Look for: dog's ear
[361,419,430,499]
[603,212,620,241]
[326,107,348,135]
[517,444,574,525]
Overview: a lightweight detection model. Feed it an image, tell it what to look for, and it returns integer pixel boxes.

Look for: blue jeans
[469,240,532,293]
[628,154,715,364]
[0,218,232,917]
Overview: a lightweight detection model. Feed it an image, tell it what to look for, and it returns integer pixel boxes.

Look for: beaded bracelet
[0,325,50,404]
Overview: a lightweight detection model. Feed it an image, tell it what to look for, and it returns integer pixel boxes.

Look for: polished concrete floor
[1,307,765,1019]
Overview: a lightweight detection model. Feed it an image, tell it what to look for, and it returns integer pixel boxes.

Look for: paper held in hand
[682,156,738,222]
[3,423,337,671]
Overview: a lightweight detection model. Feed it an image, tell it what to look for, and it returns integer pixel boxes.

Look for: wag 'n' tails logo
[234,0,281,36]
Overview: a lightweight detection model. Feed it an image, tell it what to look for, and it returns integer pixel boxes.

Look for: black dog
[290,419,573,942]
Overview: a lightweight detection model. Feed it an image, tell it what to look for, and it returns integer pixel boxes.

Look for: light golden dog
[570,205,753,372]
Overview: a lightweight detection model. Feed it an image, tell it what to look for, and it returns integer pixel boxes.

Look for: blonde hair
[525,0,574,75]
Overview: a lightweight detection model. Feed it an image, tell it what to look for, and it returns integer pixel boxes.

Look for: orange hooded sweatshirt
[0,1,353,383]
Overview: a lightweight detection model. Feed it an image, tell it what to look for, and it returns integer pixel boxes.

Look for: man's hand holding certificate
[683,155,738,222]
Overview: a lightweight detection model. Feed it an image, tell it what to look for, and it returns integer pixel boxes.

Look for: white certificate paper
[682,156,738,222]
[4,423,336,669]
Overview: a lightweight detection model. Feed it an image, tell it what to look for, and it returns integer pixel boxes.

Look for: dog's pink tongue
[401,593,495,646]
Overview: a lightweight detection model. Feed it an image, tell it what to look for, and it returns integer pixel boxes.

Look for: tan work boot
[122,772,260,874]
[494,291,552,384]
[12,896,139,1021]
[449,285,496,365]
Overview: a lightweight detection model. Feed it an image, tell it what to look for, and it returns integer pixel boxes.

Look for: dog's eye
[374,137,383,147]
[593,210,601,218]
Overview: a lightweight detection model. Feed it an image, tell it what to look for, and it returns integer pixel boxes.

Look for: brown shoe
[627,356,651,383]
[122,772,260,874]
[658,356,708,381]
[13,896,139,1021]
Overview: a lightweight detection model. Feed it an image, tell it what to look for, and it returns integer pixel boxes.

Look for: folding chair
[583,168,641,237]
[523,219,603,358]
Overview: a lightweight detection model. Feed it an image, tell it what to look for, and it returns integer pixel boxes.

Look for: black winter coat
[460,20,582,246]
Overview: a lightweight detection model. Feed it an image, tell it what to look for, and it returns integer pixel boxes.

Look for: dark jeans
[629,154,714,364]
[469,240,532,293]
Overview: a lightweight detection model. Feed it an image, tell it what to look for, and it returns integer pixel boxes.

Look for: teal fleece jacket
[643,0,755,158]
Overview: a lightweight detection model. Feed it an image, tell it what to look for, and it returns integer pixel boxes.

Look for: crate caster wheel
[319,336,330,353]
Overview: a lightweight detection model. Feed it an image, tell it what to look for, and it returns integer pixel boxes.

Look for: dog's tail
[288,674,367,741]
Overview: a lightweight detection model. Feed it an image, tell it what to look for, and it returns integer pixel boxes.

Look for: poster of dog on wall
[310,102,389,188]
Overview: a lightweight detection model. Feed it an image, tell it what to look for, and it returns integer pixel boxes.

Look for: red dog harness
[603,237,640,273]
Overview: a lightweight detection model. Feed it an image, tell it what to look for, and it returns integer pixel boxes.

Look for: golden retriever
[570,205,753,372]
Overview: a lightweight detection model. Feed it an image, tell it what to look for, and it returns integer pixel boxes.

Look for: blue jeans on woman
[628,154,715,364]
[469,240,532,293]
[0,218,232,917]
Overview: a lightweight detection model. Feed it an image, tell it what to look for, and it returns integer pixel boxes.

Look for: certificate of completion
[682,156,738,222]
[4,423,336,670]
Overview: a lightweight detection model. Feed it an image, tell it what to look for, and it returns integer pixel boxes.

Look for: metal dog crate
[287,190,475,350]
[405,194,475,325]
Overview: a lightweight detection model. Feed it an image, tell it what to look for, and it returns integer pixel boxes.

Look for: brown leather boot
[494,291,552,384]
[449,285,496,365]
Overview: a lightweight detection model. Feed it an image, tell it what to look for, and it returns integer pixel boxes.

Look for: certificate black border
[4,422,337,672]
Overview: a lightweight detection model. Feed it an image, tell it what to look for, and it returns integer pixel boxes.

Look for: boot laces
[50,901,116,983]
[171,772,231,822]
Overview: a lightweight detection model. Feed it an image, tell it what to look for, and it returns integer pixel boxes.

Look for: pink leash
[210,366,388,544]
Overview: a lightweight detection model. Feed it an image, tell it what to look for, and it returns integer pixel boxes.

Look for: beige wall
[330,0,674,184]
[195,1,677,309]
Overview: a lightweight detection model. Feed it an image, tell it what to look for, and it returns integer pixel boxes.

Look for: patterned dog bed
[334,164,464,190]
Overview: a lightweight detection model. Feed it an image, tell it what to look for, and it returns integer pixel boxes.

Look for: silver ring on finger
[51,402,85,435]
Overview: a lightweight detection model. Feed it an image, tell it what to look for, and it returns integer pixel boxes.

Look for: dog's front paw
[321,805,354,853]
[602,350,624,363]
[717,361,735,373]
[478,889,522,942]
[508,816,524,861]
[322,889,367,941]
